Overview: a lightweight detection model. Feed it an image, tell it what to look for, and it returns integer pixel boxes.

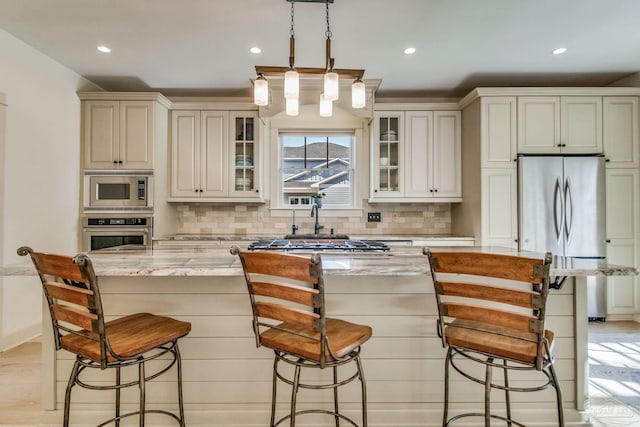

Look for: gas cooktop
[248,238,390,252]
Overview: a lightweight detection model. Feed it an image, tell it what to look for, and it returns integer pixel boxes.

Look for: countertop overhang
[1,245,637,278]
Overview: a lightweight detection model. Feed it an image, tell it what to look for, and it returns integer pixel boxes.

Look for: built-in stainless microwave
[84,172,153,211]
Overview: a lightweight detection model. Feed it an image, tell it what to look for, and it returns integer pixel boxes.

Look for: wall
[0,28,101,350]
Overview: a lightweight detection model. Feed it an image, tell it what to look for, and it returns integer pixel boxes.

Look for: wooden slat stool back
[424,248,563,427]
[231,247,372,427]
[18,246,191,427]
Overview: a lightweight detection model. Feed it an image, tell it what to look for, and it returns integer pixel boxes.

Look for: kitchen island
[3,245,638,426]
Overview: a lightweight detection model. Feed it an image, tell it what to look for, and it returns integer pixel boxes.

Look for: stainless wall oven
[83,216,152,251]
[84,172,153,211]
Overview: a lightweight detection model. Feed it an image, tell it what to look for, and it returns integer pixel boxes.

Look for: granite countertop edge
[1,246,637,278]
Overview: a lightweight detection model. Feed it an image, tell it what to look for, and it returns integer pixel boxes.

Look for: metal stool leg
[64,360,81,427]
[270,357,279,427]
[116,366,121,427]
[355,354,368,427]
[484,357,493,427]
[139,360,146,427]
[503,359,512,427]
[290,364,302,427]
[333,365,340,427]
[443,348,451,427]
[175,344,186,427]
[548,363,565,427]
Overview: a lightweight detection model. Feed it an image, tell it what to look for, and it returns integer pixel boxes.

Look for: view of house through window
[280,133,354,208]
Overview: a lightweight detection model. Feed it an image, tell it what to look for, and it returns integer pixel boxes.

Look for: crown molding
[77,91,172,108]
[458,87,640,109]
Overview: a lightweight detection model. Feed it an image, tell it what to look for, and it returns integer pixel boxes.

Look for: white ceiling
[1,0,640,98]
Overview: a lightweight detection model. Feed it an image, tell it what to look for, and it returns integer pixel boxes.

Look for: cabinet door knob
[374,189,378,193]
[199,189,203,193]
[113,160,118,164]
[434,189,438,192]
[606,239,611,243]
[118,160,123,164]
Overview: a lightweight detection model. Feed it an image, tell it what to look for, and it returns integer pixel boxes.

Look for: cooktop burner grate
[248,239,390,252]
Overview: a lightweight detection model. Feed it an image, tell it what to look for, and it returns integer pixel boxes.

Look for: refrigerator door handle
[553,177,564,242]
[564,178,573,242]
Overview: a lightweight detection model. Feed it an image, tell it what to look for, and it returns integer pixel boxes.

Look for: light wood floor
[2,323,640,426]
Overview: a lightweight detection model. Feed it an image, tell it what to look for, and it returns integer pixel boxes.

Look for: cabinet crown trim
[374,102,460,111]
[458,87,640,109]
[78,92,171,108]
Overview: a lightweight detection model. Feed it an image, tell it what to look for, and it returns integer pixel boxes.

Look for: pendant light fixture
[319,92,332,117]
[283,1,299,104]
[351,76,366,109]
[253,0,366,117]
[323,2,339,102]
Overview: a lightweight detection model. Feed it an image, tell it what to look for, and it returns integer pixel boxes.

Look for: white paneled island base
[5,246,636,426]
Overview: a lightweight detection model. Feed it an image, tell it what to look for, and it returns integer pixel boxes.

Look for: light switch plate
[368,212,381,222]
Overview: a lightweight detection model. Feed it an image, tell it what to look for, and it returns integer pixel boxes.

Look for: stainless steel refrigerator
[518,155,607,320]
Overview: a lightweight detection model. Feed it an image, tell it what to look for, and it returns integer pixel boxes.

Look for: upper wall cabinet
[169,110,261,202]
[603,96,639,168]
[83,100,155,170]
[517,96,603,154]
[371,109,461,202]
[481,97,517,168]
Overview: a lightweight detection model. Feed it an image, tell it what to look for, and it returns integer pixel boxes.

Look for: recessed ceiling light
[404,47,416,55]
[97,45,111,53]
[552,47,567,55]
[250,47,262,54]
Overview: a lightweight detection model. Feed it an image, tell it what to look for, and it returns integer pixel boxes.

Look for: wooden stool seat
[261,318,372,362]
[61,312,191,363]
[445,319,555,365]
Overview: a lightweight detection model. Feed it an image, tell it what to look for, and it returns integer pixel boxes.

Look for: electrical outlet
[367,212,381,222]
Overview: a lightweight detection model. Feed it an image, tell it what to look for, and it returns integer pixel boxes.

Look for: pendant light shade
[253,75,269,106]
[323,70,339,101]
[319,93,332,117]
[284,69,299,100]
[286,97,299,116]
[351,77,366,109]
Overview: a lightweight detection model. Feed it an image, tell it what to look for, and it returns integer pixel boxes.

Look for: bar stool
[231,247,372,427]
[18,246,191,427]
[424,248,564,427]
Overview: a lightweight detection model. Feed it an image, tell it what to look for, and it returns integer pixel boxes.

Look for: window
[280,133,355,208]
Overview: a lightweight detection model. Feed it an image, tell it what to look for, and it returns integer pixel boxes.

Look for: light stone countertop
[1,245,637,278]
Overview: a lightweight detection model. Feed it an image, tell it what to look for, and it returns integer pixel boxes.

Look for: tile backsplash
[175,202,451,237]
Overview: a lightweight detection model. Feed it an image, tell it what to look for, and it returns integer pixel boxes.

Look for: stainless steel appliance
[84,172,153,211]
[82,216,152,251]
[248,238,390,252]
[518,155,607,320]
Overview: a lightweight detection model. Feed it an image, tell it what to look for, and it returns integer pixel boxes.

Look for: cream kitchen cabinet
[452,95,518,248]
[605,168,640,317]
[603,96,639,168]
[481,168,518,248]
[481,97,517,168]
[371,110,461,202]
[83,100,155,170]
[169,110,261,202]
[517,96,603,154]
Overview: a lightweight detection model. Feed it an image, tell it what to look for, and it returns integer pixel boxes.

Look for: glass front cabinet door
[372,112,403,199]
[230,112,259,198]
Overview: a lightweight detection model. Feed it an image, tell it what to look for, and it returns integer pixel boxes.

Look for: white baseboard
[0,322,41,352]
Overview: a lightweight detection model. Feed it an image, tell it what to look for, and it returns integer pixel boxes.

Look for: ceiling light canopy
[253,0,365,117]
